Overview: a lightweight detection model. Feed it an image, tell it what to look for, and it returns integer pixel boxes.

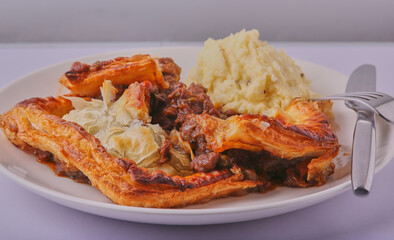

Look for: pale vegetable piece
[63,81,192,176]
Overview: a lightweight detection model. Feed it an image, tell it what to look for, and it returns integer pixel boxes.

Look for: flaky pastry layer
[0,96,257,208]
[180,99,339,185]
[59,54,168,97]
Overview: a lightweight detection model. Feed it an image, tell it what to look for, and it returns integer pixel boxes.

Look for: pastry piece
[59,54,169,97]
[107,80,153,123]
[181,99,338,158]
[179,99,339,185]
[0,95,259,208]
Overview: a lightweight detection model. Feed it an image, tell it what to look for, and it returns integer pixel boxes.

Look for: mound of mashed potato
[187,29,312,116]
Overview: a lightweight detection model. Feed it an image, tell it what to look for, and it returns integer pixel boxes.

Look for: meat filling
[151,82,221,131]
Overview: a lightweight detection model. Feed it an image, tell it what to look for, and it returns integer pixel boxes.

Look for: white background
[1,0,394,42]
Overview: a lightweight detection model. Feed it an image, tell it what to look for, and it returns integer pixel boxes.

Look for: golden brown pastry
[0,94,338,207]
[0,95,258,208]
[179,99,339,186]
[59,54,168,97]
[188,100,337,158]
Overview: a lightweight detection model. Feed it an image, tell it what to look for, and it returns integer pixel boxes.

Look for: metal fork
[312,91,394,124]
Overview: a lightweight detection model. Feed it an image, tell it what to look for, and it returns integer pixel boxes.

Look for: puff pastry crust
[181,100,338,158]
[179,99,339,186]
[0,96,258,208]
[59,54,169,97]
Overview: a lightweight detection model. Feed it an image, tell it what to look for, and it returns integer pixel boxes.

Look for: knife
[346,64,376,196]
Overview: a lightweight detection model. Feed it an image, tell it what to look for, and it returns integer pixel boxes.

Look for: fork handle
[351,110,376,196]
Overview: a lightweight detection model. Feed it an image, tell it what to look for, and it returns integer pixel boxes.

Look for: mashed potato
[187,29,312,116]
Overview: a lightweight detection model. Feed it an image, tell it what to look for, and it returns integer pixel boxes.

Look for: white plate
[0,47,393,225]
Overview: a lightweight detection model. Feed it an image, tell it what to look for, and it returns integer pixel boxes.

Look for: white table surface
[1,42,394,240]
